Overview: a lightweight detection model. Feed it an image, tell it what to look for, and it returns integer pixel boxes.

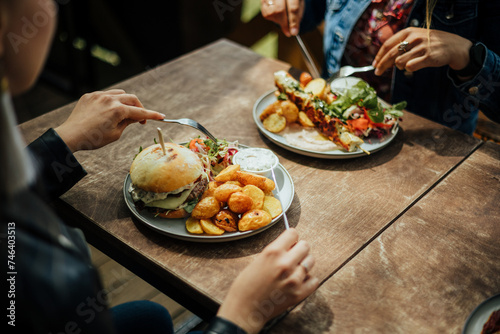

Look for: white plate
[123,161,294,243]
[463,294,500,334]
[253,90,399,159]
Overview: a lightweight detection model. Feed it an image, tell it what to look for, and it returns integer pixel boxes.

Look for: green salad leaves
[317,80,406,123]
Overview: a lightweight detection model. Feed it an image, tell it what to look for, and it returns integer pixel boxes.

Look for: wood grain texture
[18,39,483,318]
[270,142,500,333]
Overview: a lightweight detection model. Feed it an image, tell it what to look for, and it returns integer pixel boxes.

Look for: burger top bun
[130,143,203,193]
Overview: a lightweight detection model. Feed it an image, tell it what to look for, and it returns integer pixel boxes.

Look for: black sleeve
[27,128,87,200]
[204,316,248,334]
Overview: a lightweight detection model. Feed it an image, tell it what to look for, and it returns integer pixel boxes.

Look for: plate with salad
[253,71,405,159]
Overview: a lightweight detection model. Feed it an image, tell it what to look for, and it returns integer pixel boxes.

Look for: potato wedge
[260,100,280,121]
[304,78,326,98]
[262,113,286,133]
[201,181,222,199]
[236,171,266,189]
[214,183,242,202]
[215,164,241,182]
[298,111,315,127]
[242,184,265,210]
[191,196,220,219]
[263,195,283,219]
[213,209,238,232]
[238,210,272,232]
[279,100,299,124]
[200,218,225,235]
[185,217,204,234]
[225,180,244,187]
[228,192,253,213]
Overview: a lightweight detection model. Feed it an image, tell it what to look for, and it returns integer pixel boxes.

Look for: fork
[153,118,218,143]
[328,65,375,82]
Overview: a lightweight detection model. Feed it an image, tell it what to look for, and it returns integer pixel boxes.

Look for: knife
[295,35,321,79]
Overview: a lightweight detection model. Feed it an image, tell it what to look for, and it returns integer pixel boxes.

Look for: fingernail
[290,27,298,36]
[159,113,166,118]
[372,60,377,67]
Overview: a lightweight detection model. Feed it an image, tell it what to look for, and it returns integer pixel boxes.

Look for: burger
[129,143,208,218]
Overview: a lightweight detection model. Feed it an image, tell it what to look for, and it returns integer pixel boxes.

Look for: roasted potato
[298,111,315,127]
[202,181,222,199]
[213,209,238,232]
[227,192,253,213]
[262,113,286,133]
[214,164,240,182]
[304,78,326,98]
[236,171,265,189]
[242,184,265,210]
[280,100,299,124]
[238,210,272,231]
[214,183,242,202]
[191,196,220,219]
[185,216,204,234]
[200,218,225,235]
[260,100,280,121]
[262,195,283,219]
[225,180,244,187]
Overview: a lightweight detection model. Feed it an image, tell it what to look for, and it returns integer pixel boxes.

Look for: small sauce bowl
[233,147,279,178]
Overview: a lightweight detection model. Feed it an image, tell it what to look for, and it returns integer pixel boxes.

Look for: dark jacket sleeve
[204,317,248,334]
[27,128,87,200]
[300,0,327,33]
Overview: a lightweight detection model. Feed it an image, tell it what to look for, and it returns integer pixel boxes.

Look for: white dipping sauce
[282,124,340,151]
[234,148,277,172]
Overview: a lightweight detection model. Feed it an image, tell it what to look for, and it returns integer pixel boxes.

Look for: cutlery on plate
[328,65,375,82]
[153,118,217,143]
[295,35,321,79]
[269,167,290,230]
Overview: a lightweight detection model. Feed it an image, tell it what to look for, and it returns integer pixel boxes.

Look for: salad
[185,137,239,179]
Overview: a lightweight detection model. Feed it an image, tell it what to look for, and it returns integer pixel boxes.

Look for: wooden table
[19,39,500,331]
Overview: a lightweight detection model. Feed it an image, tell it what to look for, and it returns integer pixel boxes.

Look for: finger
[287,0,302,36]
[373,29,411,69]
[299,254,315,274]
[287,239,311,265]
[267,228,299,251]
[116,93,145,108]
[103,89,127,95]
[124,106,165,121]
[404,54,430,72]
[299,275,320,296]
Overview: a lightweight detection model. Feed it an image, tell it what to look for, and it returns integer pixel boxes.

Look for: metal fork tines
[155,118,218,143]
[329,65,375,81]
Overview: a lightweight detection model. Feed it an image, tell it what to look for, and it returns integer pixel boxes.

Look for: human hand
[261,0,304,37]
[217,228,319,334]
[54,89,165,153]
[373,27,473,76]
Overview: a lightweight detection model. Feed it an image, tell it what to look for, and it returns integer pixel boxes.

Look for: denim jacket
[301,0,500,134]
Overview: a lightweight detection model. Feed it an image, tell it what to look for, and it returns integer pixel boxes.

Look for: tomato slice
[189,138,206,152]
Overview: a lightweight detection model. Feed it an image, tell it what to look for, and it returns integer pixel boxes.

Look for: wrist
[451,42,486,79]
[54,125,78,153]
[217,304,264,334]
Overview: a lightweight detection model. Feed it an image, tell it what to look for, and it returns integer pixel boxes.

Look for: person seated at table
[261,0,500,135]
[0,0,319,333]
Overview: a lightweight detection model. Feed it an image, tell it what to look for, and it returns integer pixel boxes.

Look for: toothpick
[157,127,166,155]
[358,145,370,155]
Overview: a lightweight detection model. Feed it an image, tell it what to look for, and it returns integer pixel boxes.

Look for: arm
[373,27,500,124]
[206,228,319,334]
[28,89,165,199]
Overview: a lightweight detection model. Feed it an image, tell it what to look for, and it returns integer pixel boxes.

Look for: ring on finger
[398,41,409,53]
[300,261,310,273]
